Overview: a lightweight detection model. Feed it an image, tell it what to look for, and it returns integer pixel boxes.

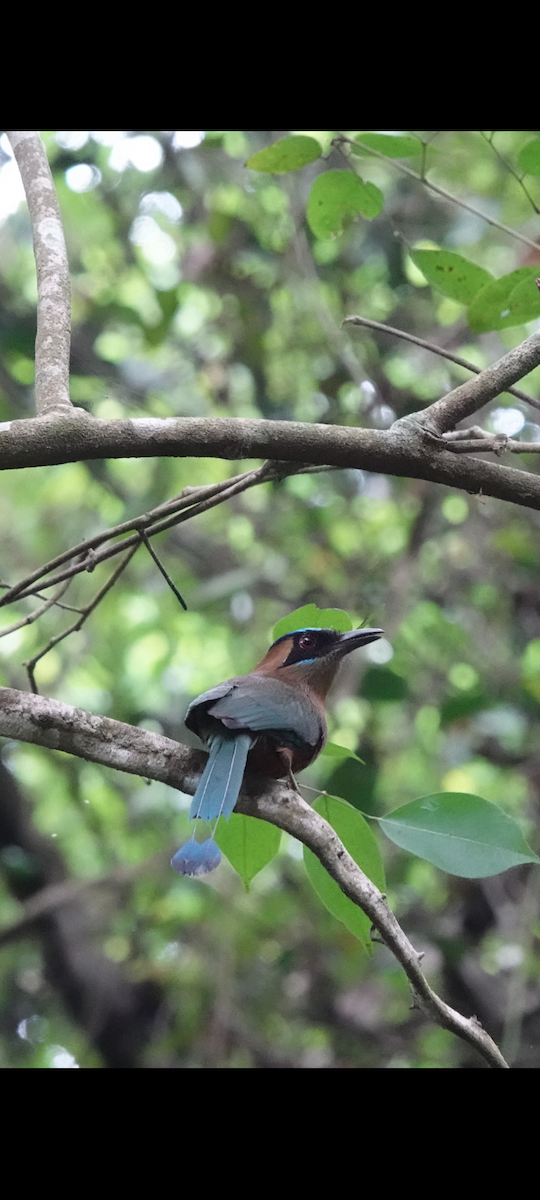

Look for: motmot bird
[171,624,383,876]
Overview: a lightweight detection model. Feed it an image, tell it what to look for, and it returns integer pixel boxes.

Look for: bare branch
[24,545,138,693]
[0,582,81,614]
[5,132,81,419]
[3,414,540,521]
[442,430,540,454]
[479,131,540,216]
[343,314,540,412]
[0,580,71,639]
[0,686,508,1068]
[0,464,278,608]
[338,135,540,255]
[0,477,228,607]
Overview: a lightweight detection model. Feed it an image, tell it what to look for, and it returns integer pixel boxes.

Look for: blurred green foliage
[0,131,540,1068]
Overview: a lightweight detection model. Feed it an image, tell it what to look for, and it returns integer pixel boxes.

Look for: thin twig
[343,314,540,412]
[15,463,284,673]
[295,463,340,474]
[336,135,540,255]
[24,545,138,693]
[0,472,257,609]
[33,595,82,612]
[5,132,79,418]
[437,424,540,453]
[0,580,71,639]
[0,582,81,613]
[479,131,540,216]
[443,435,540,454]
[139,530,187,610]
[4,463,282,607]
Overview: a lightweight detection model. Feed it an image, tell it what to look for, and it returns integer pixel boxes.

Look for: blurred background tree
[1,130,540,1068]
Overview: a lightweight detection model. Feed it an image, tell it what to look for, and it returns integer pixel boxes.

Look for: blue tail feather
[172,733,254,877]
[171,837,222,876]
[189,733,253,823]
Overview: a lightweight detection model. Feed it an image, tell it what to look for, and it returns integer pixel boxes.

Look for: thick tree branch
[0,686,200,786]
[0,686,508,1068]
[5,132,80,419]
[422,328,540,433]
[0,325,537,525]
[2,411,540,512]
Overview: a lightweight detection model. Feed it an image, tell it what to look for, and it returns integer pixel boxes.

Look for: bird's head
[254,625,383,695]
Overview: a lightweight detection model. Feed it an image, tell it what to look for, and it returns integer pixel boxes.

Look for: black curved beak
[335,628,384,657]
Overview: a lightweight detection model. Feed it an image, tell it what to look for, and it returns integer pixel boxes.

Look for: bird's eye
[299,633,316,651]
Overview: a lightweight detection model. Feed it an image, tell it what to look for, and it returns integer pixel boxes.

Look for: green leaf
[273,604,352,640]
[468,268,540,332]
[379,792,540,878]
[410,249,493,303]
[303,795,385,951]
[322,742,364,765]
[246,136,321,174]
[353,133,421,158]
[505,273,540,319]
[326,755,377,813]
[306,171,383,239]
[213,813,281,889]
[517,138,540,176]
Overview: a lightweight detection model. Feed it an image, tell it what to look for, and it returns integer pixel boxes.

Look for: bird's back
[185,671,326,777]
